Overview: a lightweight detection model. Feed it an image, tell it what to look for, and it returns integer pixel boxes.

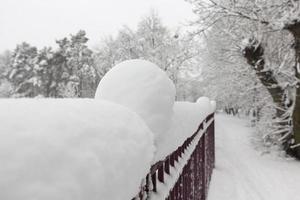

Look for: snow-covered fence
[133,113,215,200]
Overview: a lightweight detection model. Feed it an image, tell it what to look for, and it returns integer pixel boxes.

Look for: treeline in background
[0,12,201,99]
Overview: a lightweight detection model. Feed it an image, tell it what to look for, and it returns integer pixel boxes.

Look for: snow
[151,119,214,200]
[208,114,300,200]
[210,100,216,111]
[154,100,214,162]
[0,99,155,200]
[196,96,210,104]
[95,59,176,137]
[0,58,218,199]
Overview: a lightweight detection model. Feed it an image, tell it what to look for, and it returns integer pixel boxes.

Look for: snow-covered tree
[0,80,13,97]
[187,0,300,157]
[0,50,13,97]
[8,42,40,97]
[34,47,56,97]
[54,30,98,98]
[0,50,11,78]
[5,31,97,98]
[94,11,200,99]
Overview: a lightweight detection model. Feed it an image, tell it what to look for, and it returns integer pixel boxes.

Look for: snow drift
[0,99,154,200]
[210,100,217,111]
[154,100,215,162]
[196,96,210,105]
[95,59,176,137]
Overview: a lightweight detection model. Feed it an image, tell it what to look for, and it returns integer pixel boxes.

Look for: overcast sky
[0,0,195,52]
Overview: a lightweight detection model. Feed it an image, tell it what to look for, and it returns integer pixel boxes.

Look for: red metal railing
[133,113,215,200]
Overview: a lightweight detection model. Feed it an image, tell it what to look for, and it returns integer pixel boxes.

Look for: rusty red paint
[165,157,170,175]
[158,164,164,183]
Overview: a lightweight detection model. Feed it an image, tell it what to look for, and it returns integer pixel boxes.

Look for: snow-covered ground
[154,101,214,162]
[208,114,300,200]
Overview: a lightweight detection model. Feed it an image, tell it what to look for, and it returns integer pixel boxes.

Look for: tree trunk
[292,88,300,156]
[243,38,291,150]
[285,22,300,157]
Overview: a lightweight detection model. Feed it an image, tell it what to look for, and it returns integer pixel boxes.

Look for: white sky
[0,0,196,52]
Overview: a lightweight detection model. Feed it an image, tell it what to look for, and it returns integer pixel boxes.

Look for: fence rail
[133,113,215,200]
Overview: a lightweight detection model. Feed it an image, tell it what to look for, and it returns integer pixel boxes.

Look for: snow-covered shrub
[95,59,176,137]
[0,99,154,200]
[254,104,286,155]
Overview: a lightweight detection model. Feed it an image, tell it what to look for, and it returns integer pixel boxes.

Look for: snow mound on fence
[196,96,210,104]
[0,99,154,200]
[95,59,176,137]
[210,100,217,111]
[154,100,214,162]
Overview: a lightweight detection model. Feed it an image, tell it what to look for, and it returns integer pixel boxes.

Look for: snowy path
[207,114,300,200]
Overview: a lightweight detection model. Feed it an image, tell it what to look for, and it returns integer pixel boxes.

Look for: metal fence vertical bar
[132,114,215,200]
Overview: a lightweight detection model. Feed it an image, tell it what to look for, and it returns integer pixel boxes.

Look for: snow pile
[210,100,217,111]
[95,59,176,137]
[95,59,216,162]
[196,96,210,105]
[0,99,154,200]
[154,100,214,161]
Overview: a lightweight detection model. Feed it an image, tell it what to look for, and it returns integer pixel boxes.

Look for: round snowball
[95,59,176,137]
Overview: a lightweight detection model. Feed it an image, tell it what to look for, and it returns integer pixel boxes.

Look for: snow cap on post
[196,96,210,105]
[210,100,216,111]
[196,96,214,113]
[95,59,176,137]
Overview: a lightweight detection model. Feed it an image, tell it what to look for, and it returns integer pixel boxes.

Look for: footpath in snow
[208,114,300,200]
